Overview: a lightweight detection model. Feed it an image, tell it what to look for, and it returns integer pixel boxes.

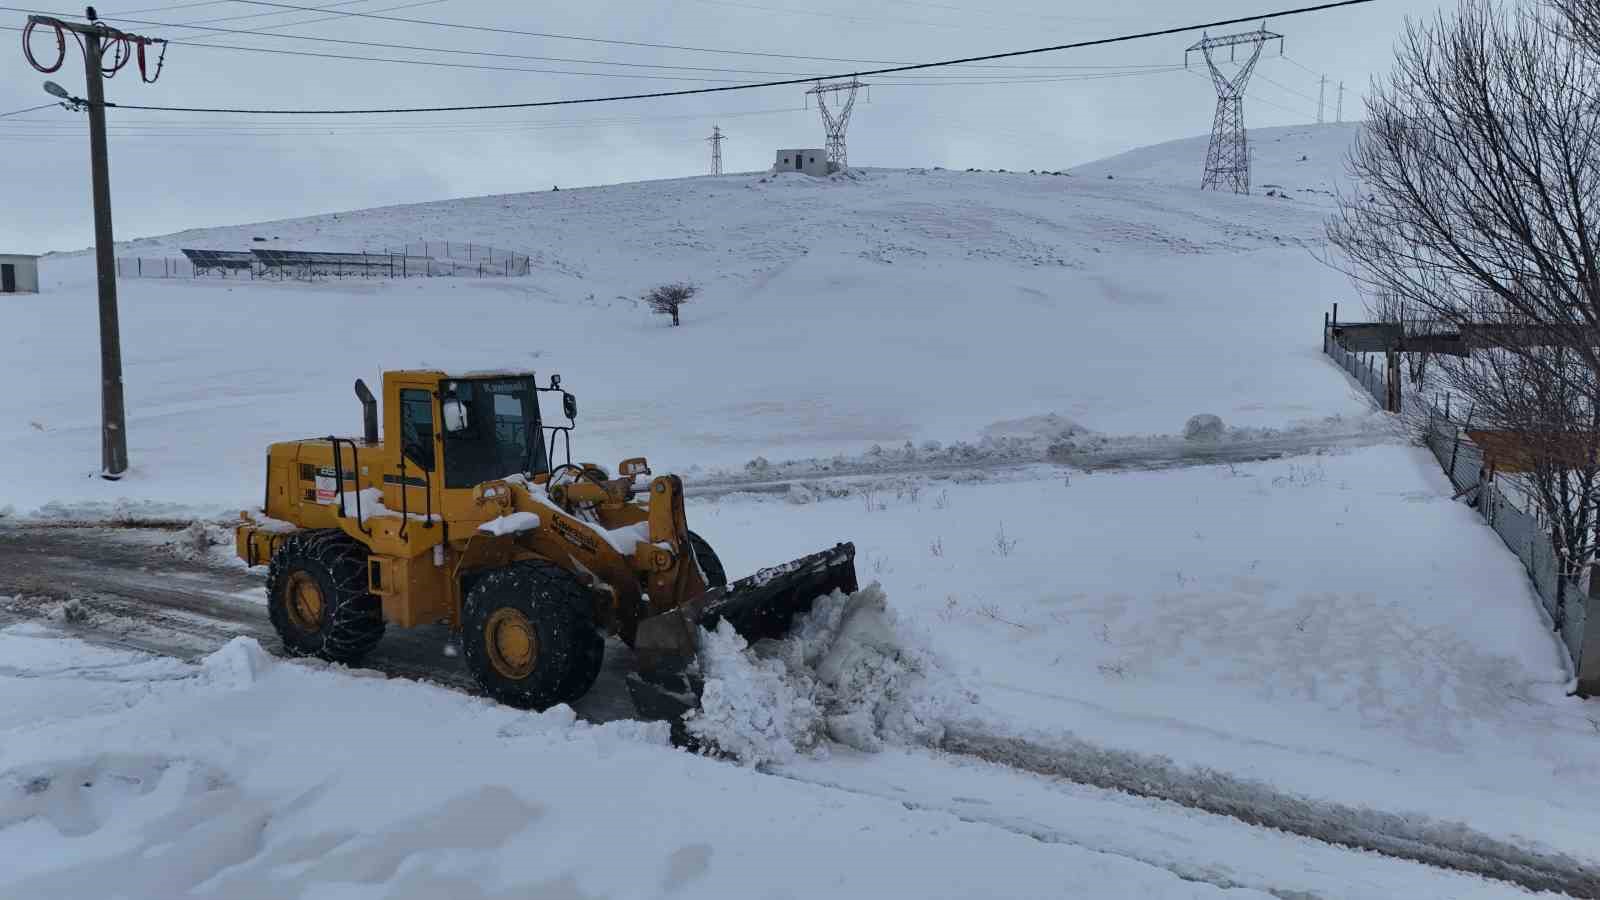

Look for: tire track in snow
[764,768,1302,899]
[941,726,1600,898]
[686,425,1397,500]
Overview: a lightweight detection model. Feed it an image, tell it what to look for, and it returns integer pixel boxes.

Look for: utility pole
[806,79,864,170]
[1185,24,1283,194]
[23,9,167,479]
[1336,80,1346,123]
[707,125,725,176]
[1317,74,1327,124]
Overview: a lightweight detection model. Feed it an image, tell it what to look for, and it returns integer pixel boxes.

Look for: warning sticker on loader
[315,466,339,505]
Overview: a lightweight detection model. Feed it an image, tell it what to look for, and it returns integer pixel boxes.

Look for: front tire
[687,530,727,588]
[266,531,385,663]
[462,561,601,709]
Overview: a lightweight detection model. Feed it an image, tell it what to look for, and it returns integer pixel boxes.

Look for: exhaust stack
[353,379,378,445]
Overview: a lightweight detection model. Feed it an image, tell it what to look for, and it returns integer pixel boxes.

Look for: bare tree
[1551,0,1600,59]
[643,282,697,327]
[1327,0,1600,593]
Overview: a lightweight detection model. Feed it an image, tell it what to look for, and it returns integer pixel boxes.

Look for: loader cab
[381,370,576,522]
[436,376,548,487]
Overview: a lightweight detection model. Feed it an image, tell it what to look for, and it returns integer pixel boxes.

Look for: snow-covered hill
[1073,122,1362,199]
[4,125,1367,515]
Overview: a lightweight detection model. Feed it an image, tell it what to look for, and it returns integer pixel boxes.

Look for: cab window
[399,389,435,470]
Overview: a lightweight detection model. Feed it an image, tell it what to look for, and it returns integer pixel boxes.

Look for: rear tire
[687,531,727,588]
[462,561,600,709]
[266,531,385,663]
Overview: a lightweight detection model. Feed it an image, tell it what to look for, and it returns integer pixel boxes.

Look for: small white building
[773,149,832,177]
[0,253,40,294]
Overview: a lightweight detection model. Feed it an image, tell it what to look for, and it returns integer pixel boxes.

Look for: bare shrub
[977,603,1029,631]
[642,282,697,326]
[993,522,1019,557]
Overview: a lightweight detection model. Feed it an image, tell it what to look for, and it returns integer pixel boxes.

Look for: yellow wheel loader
[236,371,857,731]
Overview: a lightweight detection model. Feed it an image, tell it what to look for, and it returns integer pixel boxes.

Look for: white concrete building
[0,254,39,294]
[773,149,831,177]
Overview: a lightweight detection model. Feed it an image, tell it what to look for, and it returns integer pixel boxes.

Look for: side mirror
[442,397,470,434]
[619,457,650,478]
[563,392,577,421]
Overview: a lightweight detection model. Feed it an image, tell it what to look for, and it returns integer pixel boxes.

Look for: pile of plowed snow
[686,585,975,766]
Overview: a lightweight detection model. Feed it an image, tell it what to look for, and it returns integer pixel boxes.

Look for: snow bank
[196,636,276,690]
[687,585,974,766]
[0,623,1271,899]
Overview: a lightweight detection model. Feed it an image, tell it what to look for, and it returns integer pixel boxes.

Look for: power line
[214,0,1318,71]
[164,39,783,81]
[1281,54,1321,76]
[878,0,1134,24]
[0,101,61,117]
[87,0,1378,115]
[110,0,231,13]
[687,0,1055,34]
[102,5,1188,75]
[1,67,1191,138]
[163,0,435,29]
[2,5,827,76]
[210,0,951,63]
[12,4,1204,74]
[13,4,1171,79]
[1185,67,1312,119]
[4,18,1183,87]
[875,65,1186,86]
[1,105,808,136]
[1254,71,1319,104]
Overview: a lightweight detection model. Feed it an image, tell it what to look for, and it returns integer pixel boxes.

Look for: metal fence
[115,249,530,281]
[1420,405,1589,667]
[379,241,531,275]
[1324,321,1399,411]
[115,257,199,279]
[1325,312,1595,687]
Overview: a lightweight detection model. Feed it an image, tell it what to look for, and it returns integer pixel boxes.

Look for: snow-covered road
[0,598,1568,898]
[3,450,1595,897]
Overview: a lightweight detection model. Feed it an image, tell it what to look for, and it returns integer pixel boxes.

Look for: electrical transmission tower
[806,79,863,170]
[1336,81,1346,123]
[1185,24,1283,195]
[1317,74,1327,123]
[707,125,725,175]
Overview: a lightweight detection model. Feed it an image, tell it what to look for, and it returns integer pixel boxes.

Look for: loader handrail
[533,374,575,474]
[394,453,435,540]
[328,436,374,538]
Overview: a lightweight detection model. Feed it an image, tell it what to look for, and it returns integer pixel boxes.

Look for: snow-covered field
[5,124,1598,896]
[703,446,1596,861]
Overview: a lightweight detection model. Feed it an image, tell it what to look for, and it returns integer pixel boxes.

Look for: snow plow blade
[626,542,858,742]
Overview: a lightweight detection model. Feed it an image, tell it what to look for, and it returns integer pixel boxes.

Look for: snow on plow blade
[626,542,858,740]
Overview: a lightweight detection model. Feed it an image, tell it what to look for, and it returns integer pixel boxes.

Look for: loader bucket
[626,542,858,741]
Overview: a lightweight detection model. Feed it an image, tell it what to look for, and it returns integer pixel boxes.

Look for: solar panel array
[180,249,255,272]
[171,245,530,279]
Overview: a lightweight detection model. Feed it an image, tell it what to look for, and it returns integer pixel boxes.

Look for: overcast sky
[0,0,1448,253]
